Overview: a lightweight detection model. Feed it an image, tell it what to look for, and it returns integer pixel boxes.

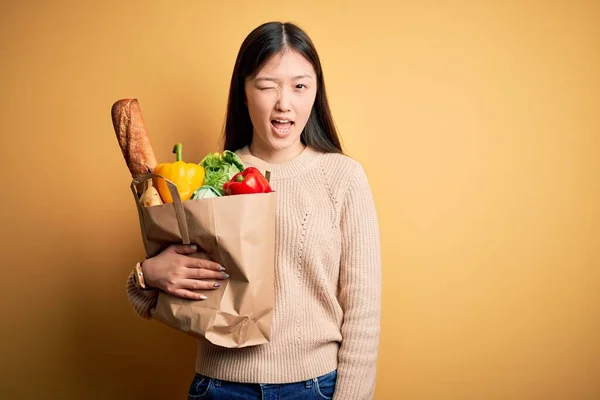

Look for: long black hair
[222,21,343,154]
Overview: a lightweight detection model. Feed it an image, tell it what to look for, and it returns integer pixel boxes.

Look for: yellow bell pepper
[153,143,205,203]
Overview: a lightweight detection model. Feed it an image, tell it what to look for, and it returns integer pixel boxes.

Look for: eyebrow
[255,74,313,82]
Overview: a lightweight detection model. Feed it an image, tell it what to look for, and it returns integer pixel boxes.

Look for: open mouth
[271,119,294,134]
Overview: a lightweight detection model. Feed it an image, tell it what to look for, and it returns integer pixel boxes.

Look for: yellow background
[1,1,598,399]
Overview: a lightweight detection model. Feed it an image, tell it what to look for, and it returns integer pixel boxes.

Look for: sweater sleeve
[126,270,159,319]
[333,162,382,400]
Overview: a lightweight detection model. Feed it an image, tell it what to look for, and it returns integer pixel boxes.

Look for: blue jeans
[188,370,337,400]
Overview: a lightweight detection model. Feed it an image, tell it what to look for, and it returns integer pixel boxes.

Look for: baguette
[111,98,158,178]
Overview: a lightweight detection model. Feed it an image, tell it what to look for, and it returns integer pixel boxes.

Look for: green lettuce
[198,150,245,195]
[191,185,222,199]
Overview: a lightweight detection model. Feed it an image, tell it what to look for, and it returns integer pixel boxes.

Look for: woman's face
[244,49,317,157]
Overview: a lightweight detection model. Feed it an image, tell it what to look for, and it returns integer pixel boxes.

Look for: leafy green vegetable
[191,185,222,199]
[198,150,245,195]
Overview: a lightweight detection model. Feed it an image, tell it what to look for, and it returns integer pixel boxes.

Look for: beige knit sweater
[126,145,382,399]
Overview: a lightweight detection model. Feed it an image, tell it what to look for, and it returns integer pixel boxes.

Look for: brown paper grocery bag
[130,172,276,348]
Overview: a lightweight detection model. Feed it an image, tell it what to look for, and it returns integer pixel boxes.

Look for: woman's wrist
[134,260,154,290]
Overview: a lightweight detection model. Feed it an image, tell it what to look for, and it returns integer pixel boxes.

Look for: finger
[170,243,199,254]
[186,258,224,271]
[171,288,207,301]
[180,279,222,290]
[186,268,230,280]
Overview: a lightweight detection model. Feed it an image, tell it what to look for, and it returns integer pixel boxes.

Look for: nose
[276,87,292,112]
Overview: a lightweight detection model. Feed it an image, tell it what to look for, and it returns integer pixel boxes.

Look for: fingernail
[190,244,197,251]
[218,265,226,271]
[221,273,230,279]
[214,283,221,288]
[199,294,207,300]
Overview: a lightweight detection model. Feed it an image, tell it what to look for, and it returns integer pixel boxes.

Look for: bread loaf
[111,98,158,178]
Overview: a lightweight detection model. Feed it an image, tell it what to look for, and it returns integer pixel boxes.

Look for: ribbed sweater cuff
[126,271,158,319]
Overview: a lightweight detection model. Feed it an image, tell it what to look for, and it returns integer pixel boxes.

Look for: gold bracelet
[133,262,149,290]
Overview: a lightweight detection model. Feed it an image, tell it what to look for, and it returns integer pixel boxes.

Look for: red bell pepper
[223,167,272,195]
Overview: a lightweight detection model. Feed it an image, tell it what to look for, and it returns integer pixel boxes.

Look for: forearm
[126,270,158,319]
[333,289,381,399]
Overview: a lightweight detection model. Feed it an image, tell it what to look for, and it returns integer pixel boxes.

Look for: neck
[249,139,306,164]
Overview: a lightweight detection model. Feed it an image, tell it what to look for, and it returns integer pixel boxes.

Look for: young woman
[126,21,382,400]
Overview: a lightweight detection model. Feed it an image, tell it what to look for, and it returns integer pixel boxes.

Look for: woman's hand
[140,244,228,300]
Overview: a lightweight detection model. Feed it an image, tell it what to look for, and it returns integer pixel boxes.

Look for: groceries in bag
[110,97,276,349]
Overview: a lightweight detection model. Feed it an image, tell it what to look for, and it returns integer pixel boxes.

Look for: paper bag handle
[130,173,191,246]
